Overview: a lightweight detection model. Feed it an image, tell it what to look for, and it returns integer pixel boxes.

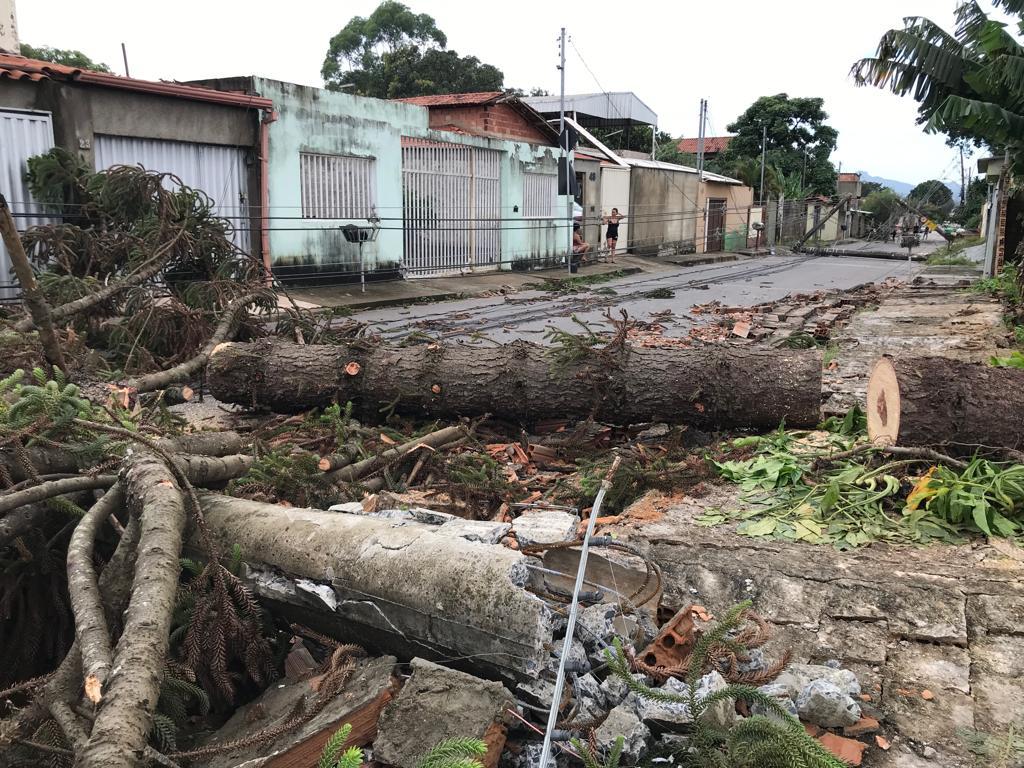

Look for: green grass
[822,343,839,367]
[927,235,984,266]
[525,270,626,293]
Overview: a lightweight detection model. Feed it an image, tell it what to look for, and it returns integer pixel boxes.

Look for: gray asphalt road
[350,254,922,342]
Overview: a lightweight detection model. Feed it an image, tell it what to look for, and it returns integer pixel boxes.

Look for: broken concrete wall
[197,493,556,681]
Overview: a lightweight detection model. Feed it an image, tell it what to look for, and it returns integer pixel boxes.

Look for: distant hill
[857,171,960,202]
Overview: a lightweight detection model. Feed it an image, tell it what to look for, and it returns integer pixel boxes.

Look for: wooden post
[0,193,67,373]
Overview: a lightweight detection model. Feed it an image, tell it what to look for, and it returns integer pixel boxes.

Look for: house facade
[0,52,270,293]
[195,79,567,279]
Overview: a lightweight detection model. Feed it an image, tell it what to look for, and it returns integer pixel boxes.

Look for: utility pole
[959,142,966,207]
[759,124,767,206]
[696,99,706,180]
[557,27,572,273]
[121,42,130,77]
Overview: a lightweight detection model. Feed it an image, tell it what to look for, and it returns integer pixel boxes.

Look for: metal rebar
[538,454,621,767]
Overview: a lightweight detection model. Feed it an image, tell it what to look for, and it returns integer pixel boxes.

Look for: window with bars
[523,172,558,218]
[300,152,376,219]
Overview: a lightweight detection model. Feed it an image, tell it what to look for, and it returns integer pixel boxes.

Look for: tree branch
[67,487,123,704]
[13,226,186,333]
[76,453,186,768]
[0,193,67,373]
[125,292,263,394]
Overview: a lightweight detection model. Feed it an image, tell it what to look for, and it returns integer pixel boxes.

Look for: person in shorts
[603,208,624,261]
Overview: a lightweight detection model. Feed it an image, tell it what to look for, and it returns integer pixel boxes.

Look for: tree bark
[2,430,246,483]
[0,503,55,548]
[125,292,261,393]
[0,475,116,514]
[208,340,824,429]
[867,356,1024,450]
[326,425,467,483]
[75,454,186,768]
[67,487,123,705]
[0,193,66,373]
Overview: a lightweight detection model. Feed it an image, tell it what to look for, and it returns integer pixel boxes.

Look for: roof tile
[676,136,732,154]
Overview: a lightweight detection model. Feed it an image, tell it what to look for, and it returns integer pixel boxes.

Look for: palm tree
[851,1,1024,170]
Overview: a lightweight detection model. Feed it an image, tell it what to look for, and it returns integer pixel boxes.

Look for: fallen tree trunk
[867,356,1024,450]
[197,492,555,680]
[208,340,823,428]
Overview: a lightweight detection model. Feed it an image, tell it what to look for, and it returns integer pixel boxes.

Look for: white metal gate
[94,135,251,252]
[401,139,500,277]
[0,110,55,299]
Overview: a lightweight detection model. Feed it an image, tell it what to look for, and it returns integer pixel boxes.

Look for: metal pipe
[259,109,278,278]
[558,27,572,274]
[539,455,621,767]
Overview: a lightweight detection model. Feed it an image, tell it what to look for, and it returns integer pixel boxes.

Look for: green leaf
[793,519,822,542]
[820,480,840,513]
[740,517,778,537]
[972,501,993,535]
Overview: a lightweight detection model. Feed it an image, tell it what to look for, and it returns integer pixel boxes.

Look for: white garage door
[94,134,251,252]
[0,109,55,299]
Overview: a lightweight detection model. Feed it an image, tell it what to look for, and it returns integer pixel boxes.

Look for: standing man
[602,208,625,262]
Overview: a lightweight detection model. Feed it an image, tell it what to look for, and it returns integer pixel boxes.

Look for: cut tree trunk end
[208,340,824,429]
[867,356,1024,451]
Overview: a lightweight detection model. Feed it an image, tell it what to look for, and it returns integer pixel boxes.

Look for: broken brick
[817,732,867,766]
[843,716,880,737]
[637,604,696,669]
[875,735,891,750]
[921,689,934,701]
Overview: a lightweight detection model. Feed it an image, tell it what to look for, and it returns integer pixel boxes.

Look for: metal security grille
[523,172,557,218]
[94,134,251,252]
[299,153,376,220]
[0,110,55,300]
[401,139,501,277]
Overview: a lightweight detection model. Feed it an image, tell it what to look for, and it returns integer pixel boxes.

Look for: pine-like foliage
[317,724,364,768]
[228,449,336,508]
[604,602,848,768]
[571,735,623,768]
[168,548,277,710]
[416,738,488,768]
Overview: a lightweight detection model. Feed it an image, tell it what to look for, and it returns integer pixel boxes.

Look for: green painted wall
[253,78,567,277]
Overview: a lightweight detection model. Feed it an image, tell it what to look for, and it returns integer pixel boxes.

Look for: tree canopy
[322,1,504,97]
[908,180,955,212]
[19,43,111,72]
[851,0,1024,171]
[860,181,890,196]
[716,94,838,197]
[862,188,903,228]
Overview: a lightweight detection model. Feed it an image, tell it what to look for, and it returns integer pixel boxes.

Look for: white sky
[15,0,1011,186]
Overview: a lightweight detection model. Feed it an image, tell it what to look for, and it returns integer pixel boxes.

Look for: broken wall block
[199,656,397,768]
[197,493,556,680]
[374,658,516,768]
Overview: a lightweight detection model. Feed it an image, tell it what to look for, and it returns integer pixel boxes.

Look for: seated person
[572,224,592,261]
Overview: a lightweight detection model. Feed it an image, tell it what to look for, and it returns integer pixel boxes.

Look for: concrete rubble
[374,659,516,768]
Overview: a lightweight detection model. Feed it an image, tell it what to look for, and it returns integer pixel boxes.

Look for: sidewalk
[284,254,687,310]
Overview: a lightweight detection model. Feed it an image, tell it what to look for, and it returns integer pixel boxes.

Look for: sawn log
[207,340,823,428]
[867,356,1024,451]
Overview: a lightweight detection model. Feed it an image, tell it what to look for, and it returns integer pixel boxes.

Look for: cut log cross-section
[207,340,824,429]
[867,356,1024,450]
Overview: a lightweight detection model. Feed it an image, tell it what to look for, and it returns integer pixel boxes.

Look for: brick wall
[427,104,552,145]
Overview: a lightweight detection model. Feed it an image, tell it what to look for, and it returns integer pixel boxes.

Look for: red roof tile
[396,91,505,107]
[0,53,272,110]
[838,172,861,182]
[676,136,732,154]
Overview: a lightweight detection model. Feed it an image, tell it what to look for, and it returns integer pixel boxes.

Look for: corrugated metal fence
[94,134,251,252]
[0,109,56,299]
[401,139,500,277]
